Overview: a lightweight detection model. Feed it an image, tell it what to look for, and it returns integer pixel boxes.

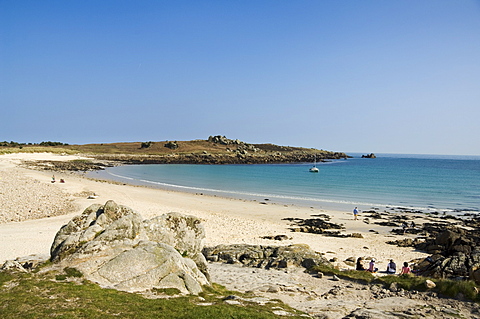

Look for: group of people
[351,207,413,275]
[51,175,65,183]
[356,257,411,275]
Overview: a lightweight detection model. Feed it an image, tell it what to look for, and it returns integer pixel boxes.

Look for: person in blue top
[353,207,359,220]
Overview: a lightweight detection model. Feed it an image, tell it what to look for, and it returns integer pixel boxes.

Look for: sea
[89,153,480,215]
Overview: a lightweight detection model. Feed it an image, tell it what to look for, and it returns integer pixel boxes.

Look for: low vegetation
[311,264,480,302]
[0,146,77,155]
[0,141,68,147]
[0,138,338,156]
[0,267,307,319]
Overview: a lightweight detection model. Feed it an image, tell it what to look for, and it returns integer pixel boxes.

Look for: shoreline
[90,163,479,216]
[0,152,429,270]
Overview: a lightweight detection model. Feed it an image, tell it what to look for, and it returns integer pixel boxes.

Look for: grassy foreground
[0,267,306,319]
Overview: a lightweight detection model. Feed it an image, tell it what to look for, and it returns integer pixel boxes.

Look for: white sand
[0,152,427,271]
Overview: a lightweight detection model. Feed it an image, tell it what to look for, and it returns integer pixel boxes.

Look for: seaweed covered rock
[50,200,209,294]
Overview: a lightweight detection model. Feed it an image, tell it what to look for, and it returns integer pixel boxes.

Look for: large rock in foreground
[50,200,209,294]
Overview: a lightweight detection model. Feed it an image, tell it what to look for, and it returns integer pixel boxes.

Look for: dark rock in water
[361,153,376,158]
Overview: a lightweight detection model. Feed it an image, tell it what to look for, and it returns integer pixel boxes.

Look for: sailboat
[309,154,319,172]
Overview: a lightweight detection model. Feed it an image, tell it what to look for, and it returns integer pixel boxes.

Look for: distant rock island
[361,153,376,158]
[19,135,350,170]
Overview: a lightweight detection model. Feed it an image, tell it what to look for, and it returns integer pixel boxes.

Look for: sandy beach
[0,152,428,268]
[9,153,477,317]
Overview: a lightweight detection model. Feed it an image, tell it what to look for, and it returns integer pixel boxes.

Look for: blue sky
[1,1,479,155]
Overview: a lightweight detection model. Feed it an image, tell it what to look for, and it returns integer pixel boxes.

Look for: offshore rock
[49,201,209,294]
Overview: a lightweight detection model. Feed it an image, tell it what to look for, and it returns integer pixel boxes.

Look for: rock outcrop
[50,201,209,294]
[412,226,480,283]
[208,135,244,145]
[284,216,346,237]
[202,243,331,269]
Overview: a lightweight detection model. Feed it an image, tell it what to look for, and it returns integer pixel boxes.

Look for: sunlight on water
[91,155,480,214]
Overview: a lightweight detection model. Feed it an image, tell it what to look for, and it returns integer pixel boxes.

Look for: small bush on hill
[140,141,153,149]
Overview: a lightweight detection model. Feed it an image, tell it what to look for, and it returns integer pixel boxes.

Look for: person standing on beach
[353,207,359,220]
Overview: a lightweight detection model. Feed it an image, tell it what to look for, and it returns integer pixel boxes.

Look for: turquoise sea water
[91,154,480,214]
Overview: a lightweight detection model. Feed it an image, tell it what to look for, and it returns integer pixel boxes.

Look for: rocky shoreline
[92,151,348,165]
[7,135,350,171]
[21,151,349,172]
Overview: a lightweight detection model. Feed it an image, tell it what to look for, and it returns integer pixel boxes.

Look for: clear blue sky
[1,1,479,155]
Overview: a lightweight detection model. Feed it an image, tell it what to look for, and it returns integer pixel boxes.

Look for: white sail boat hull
[309,155,319,172]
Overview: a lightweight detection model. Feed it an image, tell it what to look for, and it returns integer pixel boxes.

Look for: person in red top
[399,262,411,275]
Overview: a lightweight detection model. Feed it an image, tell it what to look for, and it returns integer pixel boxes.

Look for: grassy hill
[0,136,349,166]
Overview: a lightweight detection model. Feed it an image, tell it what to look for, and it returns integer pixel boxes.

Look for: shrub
[64,267,83,278]
[140,141,153,149]
[164,141,178,149]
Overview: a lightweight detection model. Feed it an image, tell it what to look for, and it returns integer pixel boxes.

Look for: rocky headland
[10,135,349,171]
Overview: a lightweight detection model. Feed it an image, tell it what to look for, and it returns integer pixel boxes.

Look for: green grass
[311,264,480,302]
[152,287,182,296]
[434,279,479,300]
[376,274,429,291]
[55,267,84,281]
[311,263,375,283]
[64,267,83,278]
[0,272,14,285]
[0,270,307,319]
